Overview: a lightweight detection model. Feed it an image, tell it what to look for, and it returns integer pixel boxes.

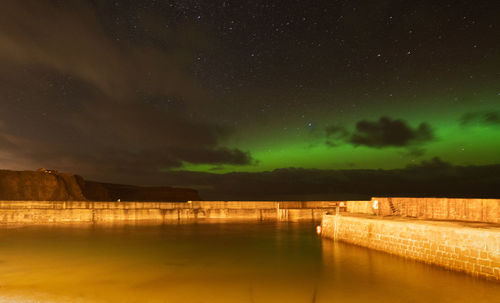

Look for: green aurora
[178,93,500,173]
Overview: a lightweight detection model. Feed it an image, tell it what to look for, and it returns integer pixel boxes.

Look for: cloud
[0,1,203,100]
[400,147,427,158]
[0,1,252,178]
[0,92,254,177]
[349,117,434,147]
[325,117,434,150]
[325,125,350,147]
[405,156,453,170]
[117,159,500,200]
[460,111,500,126]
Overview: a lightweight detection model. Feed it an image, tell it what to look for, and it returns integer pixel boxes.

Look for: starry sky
[0,1,499,199]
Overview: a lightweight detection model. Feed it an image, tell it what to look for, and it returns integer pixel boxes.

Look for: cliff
[0,169,200,201]
[0,169,87,200]
[82,181,201,202]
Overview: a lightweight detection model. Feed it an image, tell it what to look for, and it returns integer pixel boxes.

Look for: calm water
[0,222,498,302]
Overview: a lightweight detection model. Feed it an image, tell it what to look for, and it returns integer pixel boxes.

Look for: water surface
[0,222,498,302]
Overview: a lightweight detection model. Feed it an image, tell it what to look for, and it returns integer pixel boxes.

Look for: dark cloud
[460,111,500,126]
[0,1,252,177]
[349,117,434,147]
[325,125,350,147]
[401,147,427,158]
[405,156,453,170]
[0,91,253,175]
[0,1,203,99]
[114,158,500,200]
[325,117,434,150]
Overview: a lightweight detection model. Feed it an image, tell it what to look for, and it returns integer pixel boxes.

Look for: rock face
[0,169,87,201]
[82,181,201,202]
[0,169,200,201]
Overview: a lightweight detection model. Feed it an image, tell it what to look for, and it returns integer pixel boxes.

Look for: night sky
[0,1,499,199]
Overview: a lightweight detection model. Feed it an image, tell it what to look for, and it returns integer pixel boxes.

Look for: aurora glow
[180,93,500,173]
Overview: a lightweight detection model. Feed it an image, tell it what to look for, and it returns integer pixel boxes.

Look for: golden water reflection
[0,222,498,302]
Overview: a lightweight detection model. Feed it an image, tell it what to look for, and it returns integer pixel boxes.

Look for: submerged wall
[0,201,347,224]
[321,214,500,280]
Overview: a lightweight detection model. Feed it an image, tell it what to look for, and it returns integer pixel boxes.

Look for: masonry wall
[345,200,375,214]
[321,214,500,280]
[0,201,345,224]
[373,197,500,223]
[2,198,498,224]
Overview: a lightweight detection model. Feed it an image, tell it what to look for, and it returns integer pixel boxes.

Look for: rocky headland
[0,169,200,201]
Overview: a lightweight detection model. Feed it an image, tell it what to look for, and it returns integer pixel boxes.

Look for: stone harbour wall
[345,200,375,215]
[0,200,347,224]
[372,197,500,223]
[321,214,500,280]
